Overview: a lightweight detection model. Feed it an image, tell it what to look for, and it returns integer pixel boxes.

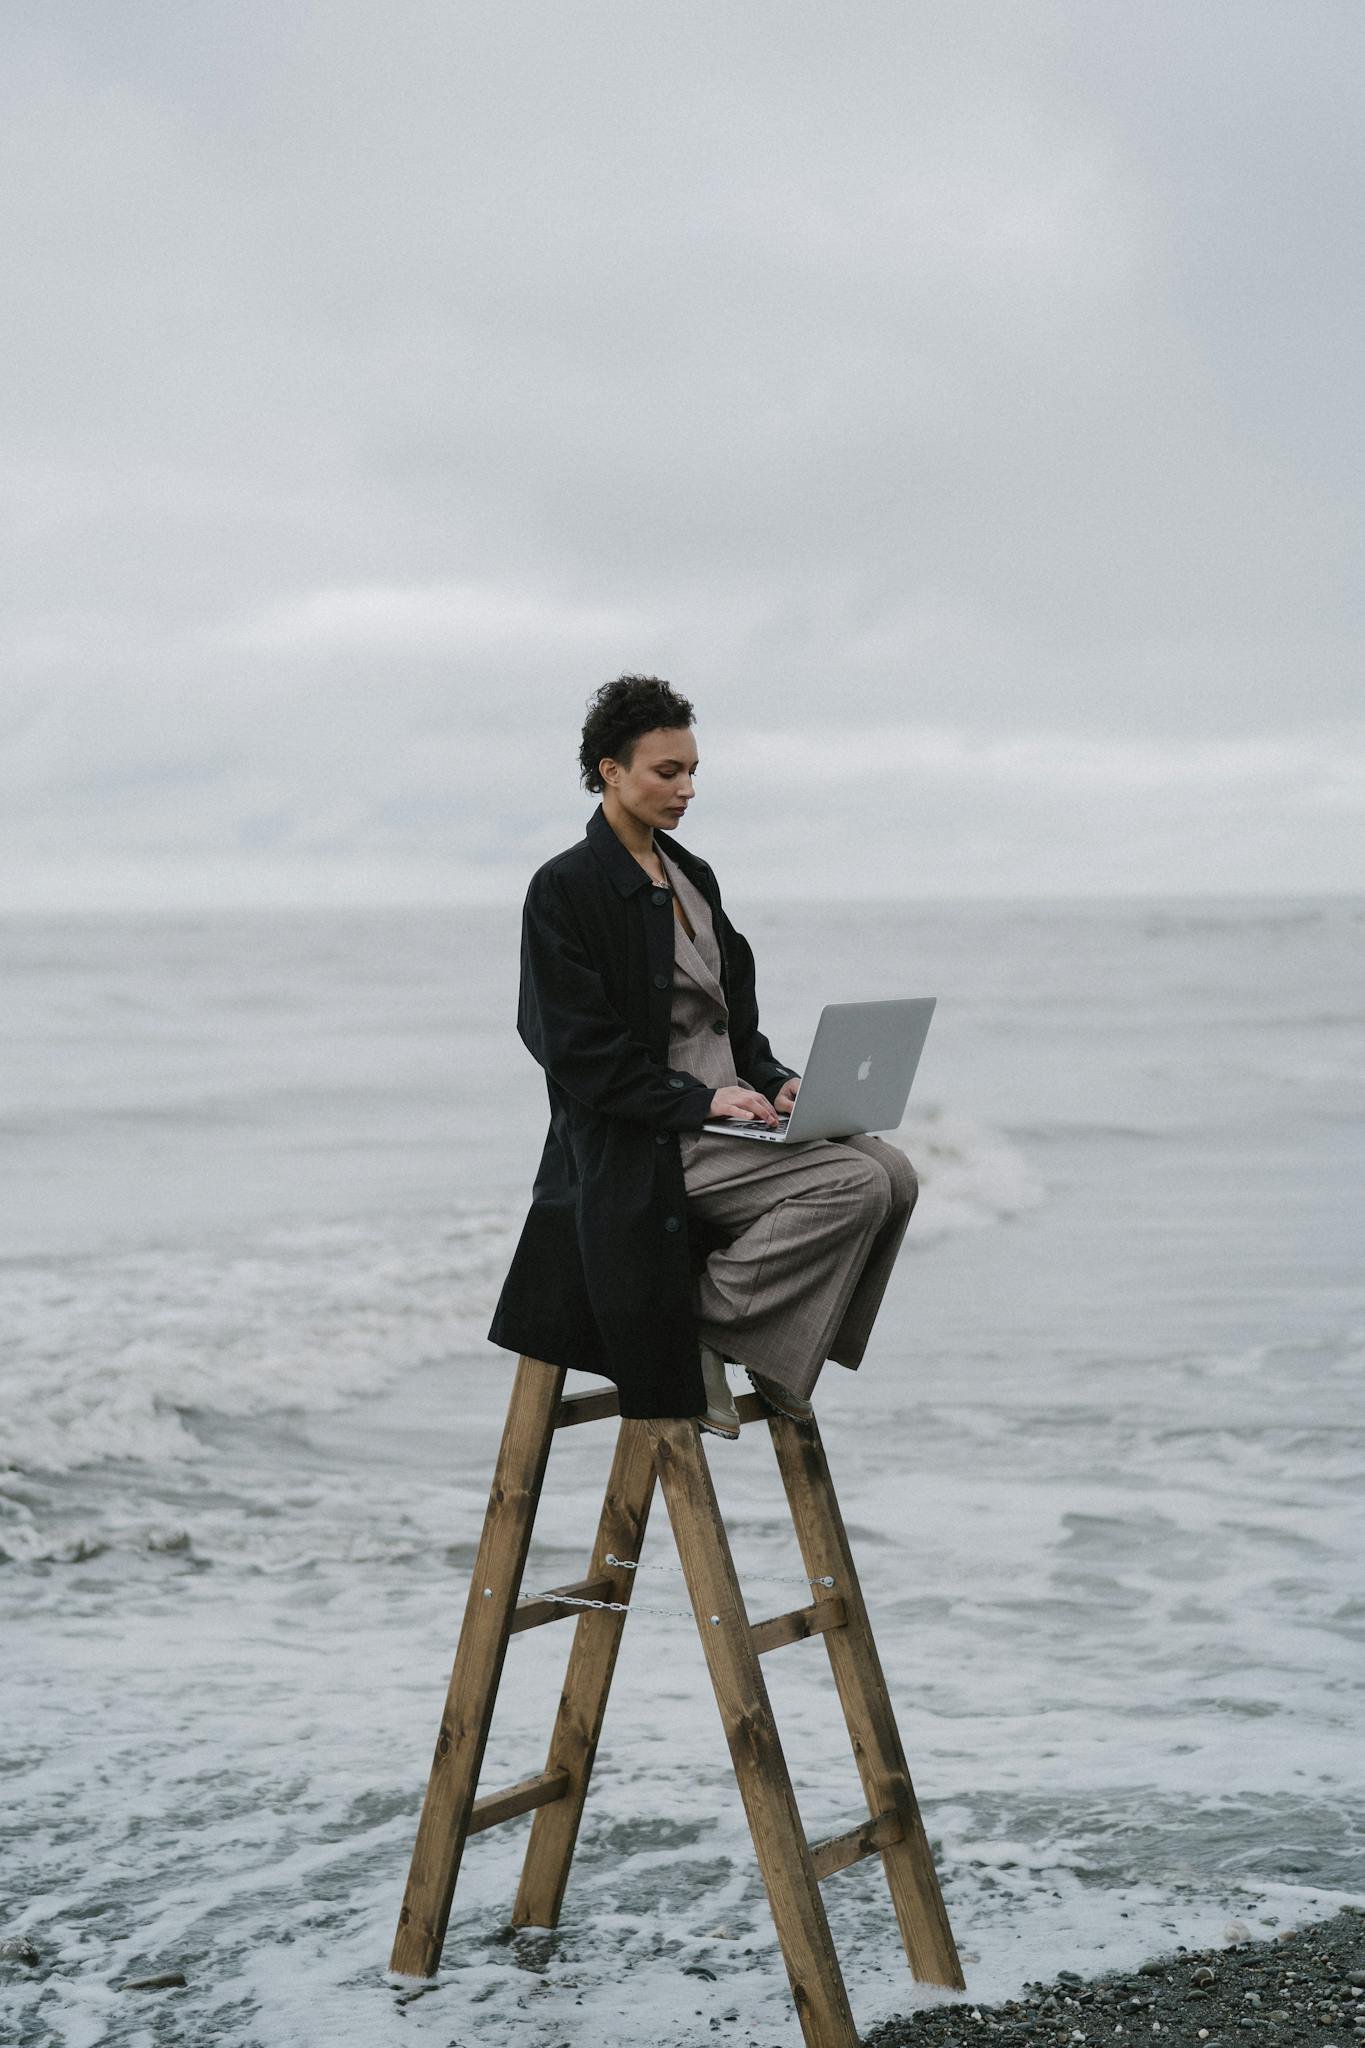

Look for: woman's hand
[773,1076,801,1115]
[709,1084,781,1127]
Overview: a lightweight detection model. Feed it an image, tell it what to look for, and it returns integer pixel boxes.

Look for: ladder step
[512,1575,616,1630]
[750,1596,848,1654]
[808,1809,905,1881]
[468,1767,571,1836]
[553,1389,620,1428]
[553,1388,777,1432]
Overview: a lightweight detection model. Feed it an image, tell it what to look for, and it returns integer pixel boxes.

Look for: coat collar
[585,800,711,899]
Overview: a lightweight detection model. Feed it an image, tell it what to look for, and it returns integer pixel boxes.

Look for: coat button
[651,888,669,905]
[652,972,669,989]
[663,1214,681,1231]
[667,1076,685,1089]
[655,1130,670,1145]
[711,1019,727,1034]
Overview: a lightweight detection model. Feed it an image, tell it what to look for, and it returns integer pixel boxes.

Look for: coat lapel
[659,849,727,1008]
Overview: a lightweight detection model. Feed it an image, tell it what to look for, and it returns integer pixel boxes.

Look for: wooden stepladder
[389,1354,964,2047]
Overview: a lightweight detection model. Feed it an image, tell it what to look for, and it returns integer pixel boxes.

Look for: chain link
[606,1551,835,1589]
[515,1553,838,1622]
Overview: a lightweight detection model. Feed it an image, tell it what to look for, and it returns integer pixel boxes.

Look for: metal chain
[526,1590,683,1618]
[512,1552,838,1623]
[606,1552,835,1588]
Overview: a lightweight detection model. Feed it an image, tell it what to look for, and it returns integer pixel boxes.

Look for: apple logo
[857,1055,872,1081]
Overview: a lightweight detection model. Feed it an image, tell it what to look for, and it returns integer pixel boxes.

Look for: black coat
[486,801,799,1418]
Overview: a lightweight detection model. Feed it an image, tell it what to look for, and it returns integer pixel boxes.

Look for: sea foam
[0,1110,1034,1479]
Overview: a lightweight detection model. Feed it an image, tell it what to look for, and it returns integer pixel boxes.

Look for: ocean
[2,895,1362,2047]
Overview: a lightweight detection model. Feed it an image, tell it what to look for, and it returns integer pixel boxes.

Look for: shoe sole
[748,1378,813,1422]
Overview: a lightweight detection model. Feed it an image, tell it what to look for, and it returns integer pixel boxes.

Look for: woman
[486,675,919,1436]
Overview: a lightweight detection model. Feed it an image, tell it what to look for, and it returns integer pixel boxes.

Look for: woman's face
[601,726,698,832]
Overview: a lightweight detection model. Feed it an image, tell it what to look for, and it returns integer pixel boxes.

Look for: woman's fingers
[710,1085,779,1124]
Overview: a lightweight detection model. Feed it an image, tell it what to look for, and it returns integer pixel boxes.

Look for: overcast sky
[3,0,1362,907]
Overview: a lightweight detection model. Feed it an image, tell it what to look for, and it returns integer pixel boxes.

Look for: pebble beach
[866,1907,1365,2048]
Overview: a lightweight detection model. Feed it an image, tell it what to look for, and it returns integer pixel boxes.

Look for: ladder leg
[647,1419,861,2048]
[514,1417,659,1926]
[389,1355,564,1978]
[766,1413,965,1990]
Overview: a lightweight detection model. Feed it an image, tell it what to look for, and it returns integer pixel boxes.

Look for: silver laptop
[702,997,936,1144]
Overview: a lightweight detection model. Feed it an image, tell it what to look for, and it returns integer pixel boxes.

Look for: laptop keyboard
[708,1114,791,1135]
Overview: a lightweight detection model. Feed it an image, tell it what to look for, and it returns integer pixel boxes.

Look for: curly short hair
[578,674,696,794]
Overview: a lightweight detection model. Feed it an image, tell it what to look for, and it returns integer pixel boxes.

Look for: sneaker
[746,1369,814,1421]
[695,1341,741,1438]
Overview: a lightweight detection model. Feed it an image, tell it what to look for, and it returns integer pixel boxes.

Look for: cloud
[3,676,1360,909]
[226,581,651,658]
[701,719,1365,899]
[728,726,1365,798]
[1,1,1362,904]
